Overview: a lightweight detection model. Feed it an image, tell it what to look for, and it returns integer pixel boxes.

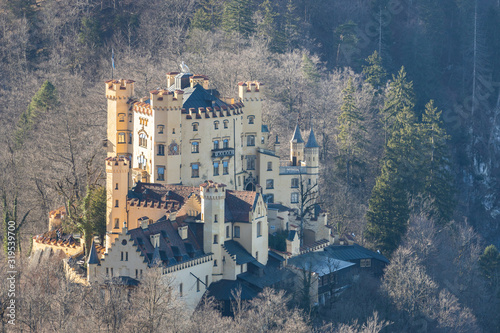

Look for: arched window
[248,116,255,124]
[214,121,219,130]
[247,135,255,146]
[138,155,147,170]
[118,113,125,122]
[213,140,219,150]
[157,125,164,134]
[223,139,229,148]
[223,120,229,129]
[192,123,199,131]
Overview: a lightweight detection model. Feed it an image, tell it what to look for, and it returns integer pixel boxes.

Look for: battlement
[190,75,210,89]
[105,156,130,171]
[184,103,244,120]
[149,89,183,110]
[105,79,135,99]
[200,181,227,199]
[238,81,264,99]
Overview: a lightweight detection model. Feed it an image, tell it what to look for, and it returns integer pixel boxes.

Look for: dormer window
[193,123,199,131]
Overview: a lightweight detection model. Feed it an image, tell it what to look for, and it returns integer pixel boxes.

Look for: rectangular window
[129,133,132,144]
[291,192,299,203]
[234,226,240,238]
[246,155,256,170]
[360,259,372,268]
[266,179,274,189]
[223,161,229,175]
[111,268,114,277]
[136,269,138,278]
[118,132,126,144]
[247,135,255,146]
[224,121,228,129]
[214,235,218,244]
[213,140,219,150]
[267,161,272,171]
[179,283,183,297]
[205,275,209,288]
[157,166,165,181]
[214,121,219,130]
[291,178,299,188]
[214,214,218,223]
[191,142,199,153]
[214,260,217,267]
[197,279,200,292]
[158,144,165,156]
[106,268,109,276]
[121,251,123,261]
[125,252,128,261]
[158,125,164,134]
[128,114,132,123]
[115,183,119,190]
[256,251,258,261]
[257,222,262,237]
[213,162,219,176]
[115,200,119,207]
[114,218,119,229]
[118,113,125,122]
[226,226,230,238]
[191,164,199,178]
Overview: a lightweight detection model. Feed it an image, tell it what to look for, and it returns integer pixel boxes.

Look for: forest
[0,0,500,331]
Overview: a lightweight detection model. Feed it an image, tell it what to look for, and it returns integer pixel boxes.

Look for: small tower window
[114,218,119,229]
[226,226,230,238]
[266,179,274,189]
[213,162,219,176]
[115,183,119,190]
[213,140,219,150]
[139,133,147,148]
[192,123,199,131]
[267,162,272,171]
[261,136,265,144]
[247,135,255,146]
[128,133,132,144]
[118,113,125,122]
[214,121,219,130]
[158,144,165,156]
[158,125,164,134]
[191,164,199,178]
[157,166,165,181]
[224,120,229,128]
[223,161,229,175]
[115,200,119,207]
[257,222,262,237]
[234,226,240,238]
[214,214,218,223]
[223,139,229,149]
[291,178,299,188]
[128,114,132,123]
[179,283,183,297]
[191,142,199,153]
[214,235,218,244]
[118,132,126,144]
[291,193,299,203]
[248,116,255,124]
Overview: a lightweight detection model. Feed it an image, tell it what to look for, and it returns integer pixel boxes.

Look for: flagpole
[112,48,115,80]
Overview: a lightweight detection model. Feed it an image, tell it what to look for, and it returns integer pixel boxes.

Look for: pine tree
[334,20,359,68]
[257,0,285,53]
[362,50,387,92]
[479,245,500,288]
[337,77,366,186]
[366,168,409,255]
[420,100,454,223]
[15,80,58,148]
[301,53,319,84]
[191,0,223,31]
[283,0,300,52]
[222,0,254,37]
[382,67,415,145]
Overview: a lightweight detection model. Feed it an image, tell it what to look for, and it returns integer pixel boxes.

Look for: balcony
[212,148,235,158]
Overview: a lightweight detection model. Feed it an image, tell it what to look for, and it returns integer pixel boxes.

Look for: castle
[32,67,337,309]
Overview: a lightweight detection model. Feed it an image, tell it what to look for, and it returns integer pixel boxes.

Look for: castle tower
[239,81,267,148]
[200,181,226,281]
[106,79,135,158]
[105,157,130,252]
[290,123,305,166]
[304,128,320,183]
[149,89,183,184]
[87,240,100,284]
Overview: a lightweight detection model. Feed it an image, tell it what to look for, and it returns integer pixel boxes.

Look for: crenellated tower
[200,181,226,281]
[149,89,184,184]
[105,157,130,252]
[105,79,135,158]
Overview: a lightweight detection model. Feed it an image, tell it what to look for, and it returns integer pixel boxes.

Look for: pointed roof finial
[305,128,319,148]
[291,121,304,143]
[150,243,162,267]
[87,239,100,265]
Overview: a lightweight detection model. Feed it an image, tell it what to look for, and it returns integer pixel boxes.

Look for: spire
[305,129,319,148]
[150,244,162,267]
[291,123,304,143]
[87,240,100,265]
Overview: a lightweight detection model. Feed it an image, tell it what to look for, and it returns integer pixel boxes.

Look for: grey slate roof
[223,240,264,268]
[324,244,390,264]
[87,240,100,265]
[267,203,290,212]
[291,124,304,143]
[305,129,319,148]
[287,251,355,276]
[207,279,258,301]
[180,85,227,110]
